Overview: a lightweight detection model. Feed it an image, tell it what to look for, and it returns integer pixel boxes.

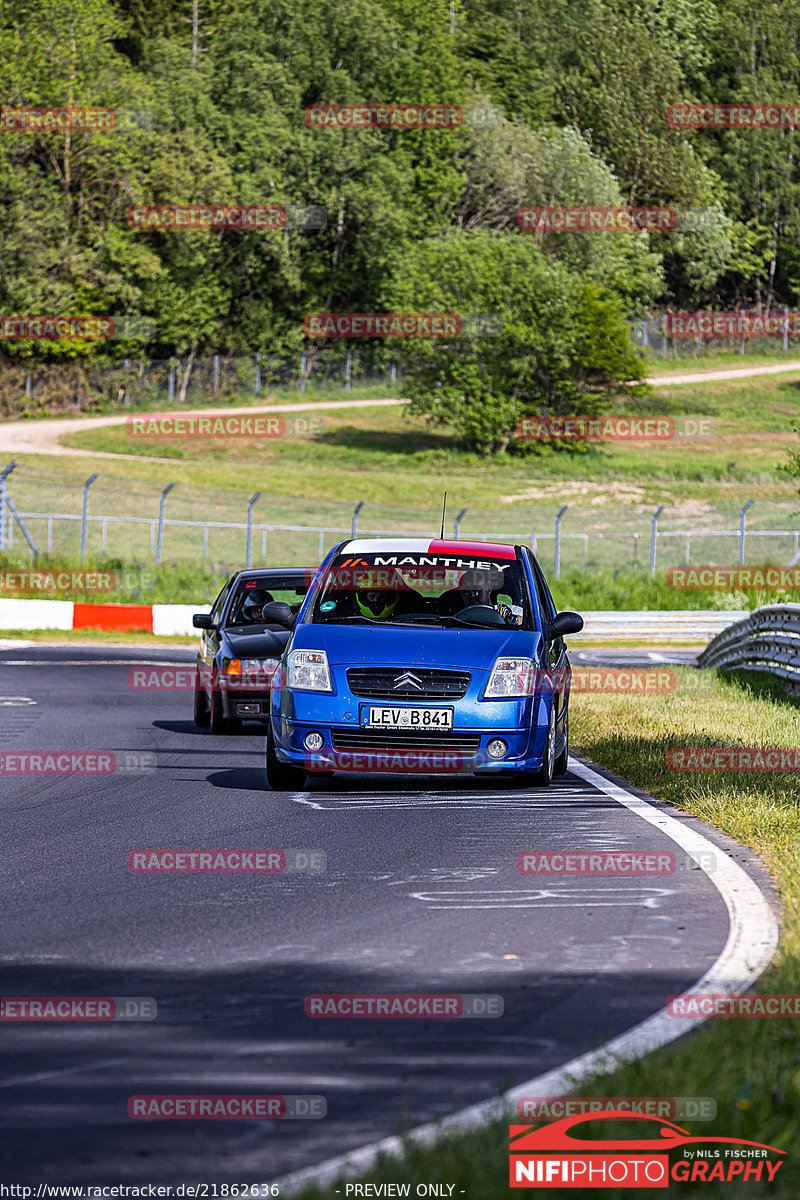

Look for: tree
[383,231,649,455]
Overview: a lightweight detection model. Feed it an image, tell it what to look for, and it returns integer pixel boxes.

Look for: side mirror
[260,600,295,629]
[549,610,583,638]
[193,613,214,630]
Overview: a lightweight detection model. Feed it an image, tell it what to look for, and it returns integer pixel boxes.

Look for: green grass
[0,555,229,604]
[645,348,800,373]
[0,555,786,611]
[5,366,800,585]
[41,372,800,509]
[287,668,800,1200]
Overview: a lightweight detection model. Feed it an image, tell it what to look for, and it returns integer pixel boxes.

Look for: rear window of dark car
[226,576,309,626]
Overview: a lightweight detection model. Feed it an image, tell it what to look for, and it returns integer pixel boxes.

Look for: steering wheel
[455,604,507,627]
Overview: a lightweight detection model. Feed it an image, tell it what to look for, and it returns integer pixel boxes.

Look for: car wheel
[210,676,235,734]
[554,707,569,776]
[531,703,556,788]
[193,670,210,727]
[266,726,307,791]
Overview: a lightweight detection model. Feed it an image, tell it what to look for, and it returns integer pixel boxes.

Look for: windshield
[307,551,532,629]
[226,576,308,626]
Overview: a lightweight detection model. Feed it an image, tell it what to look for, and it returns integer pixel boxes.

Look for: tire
[266,726,307,791]
[531,702,556,788]
[210,676,235,735]
[554,707,569,776]
[193,670,210,727]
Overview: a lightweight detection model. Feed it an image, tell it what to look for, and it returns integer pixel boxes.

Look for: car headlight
[225,658,274,674]
[484,657,537,698]
[287,649,332,692]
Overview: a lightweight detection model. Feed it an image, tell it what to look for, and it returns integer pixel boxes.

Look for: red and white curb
[0,598,209,635]
[0,600,746,640]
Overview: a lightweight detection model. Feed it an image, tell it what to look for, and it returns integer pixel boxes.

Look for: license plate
[362,706,453,730]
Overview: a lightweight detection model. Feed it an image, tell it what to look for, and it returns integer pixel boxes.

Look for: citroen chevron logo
[393,671,423,690]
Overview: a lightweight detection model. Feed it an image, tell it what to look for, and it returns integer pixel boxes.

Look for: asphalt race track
[0,644,769,1184]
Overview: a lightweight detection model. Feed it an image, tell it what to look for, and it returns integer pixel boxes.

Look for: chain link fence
[1,462,798,576]
[0,345,400,416]
[5,314,800,415]
[631,314,800,359]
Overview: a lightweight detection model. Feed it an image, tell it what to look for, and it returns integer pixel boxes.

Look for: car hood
[223,627,290,657]
[290,621,542,670]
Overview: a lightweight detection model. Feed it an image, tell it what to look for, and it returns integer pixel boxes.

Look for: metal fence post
[300,352,307,395]
[351,500,364,539]
[168,361,176,403]
[0,461,17,552]
[739,499,755,565]
[80,473,99,562]
[4,493,37,562]
[213,355,220,393]
[155,482,177,566]
[554,505,568,578]
[390,360,396,389]
[246,491,263,568]
[345,348,352,393]
[650,504,665,578]
[255,354,261,399]
[453,507,467,538]
[784,308,789,353]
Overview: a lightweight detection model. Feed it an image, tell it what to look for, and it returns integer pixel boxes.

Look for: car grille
[346,667,470,700]
[331,728,481,755]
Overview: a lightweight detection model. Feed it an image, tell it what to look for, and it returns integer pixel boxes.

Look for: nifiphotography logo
[509,1111,786,1188]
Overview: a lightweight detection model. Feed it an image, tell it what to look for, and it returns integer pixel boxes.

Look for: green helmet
[355,571,399,620]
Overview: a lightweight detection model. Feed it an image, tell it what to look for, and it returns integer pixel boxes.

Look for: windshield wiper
[329,615,380,623]
[384,614,461,626]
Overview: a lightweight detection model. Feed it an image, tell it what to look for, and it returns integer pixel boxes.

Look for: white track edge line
[269,756,780,1196]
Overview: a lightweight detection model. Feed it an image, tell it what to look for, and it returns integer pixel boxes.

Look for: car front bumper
[271,691,554,774]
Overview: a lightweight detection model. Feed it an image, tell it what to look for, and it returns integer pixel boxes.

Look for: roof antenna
[440,492,447,538]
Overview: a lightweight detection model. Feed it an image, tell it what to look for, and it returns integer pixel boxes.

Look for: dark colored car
[192,568,312,733]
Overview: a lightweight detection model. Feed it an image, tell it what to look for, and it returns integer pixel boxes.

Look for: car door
[524,549,568,721]
[199,575,235,690]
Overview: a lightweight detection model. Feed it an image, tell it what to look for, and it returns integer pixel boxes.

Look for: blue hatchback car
[265,538,583,790]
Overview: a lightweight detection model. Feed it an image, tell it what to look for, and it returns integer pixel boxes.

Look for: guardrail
[577,610,749,642]
[698,603,800,690]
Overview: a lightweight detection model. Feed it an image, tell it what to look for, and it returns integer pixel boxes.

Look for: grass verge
[289,668,800,1200]
[0,628,196,644]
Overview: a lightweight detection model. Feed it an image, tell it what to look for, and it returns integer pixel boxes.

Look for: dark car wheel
[266,726,307,791]
[193,670,210,727]
[210,675,236,734]
[531,703,556,788]
[554,707,569,776]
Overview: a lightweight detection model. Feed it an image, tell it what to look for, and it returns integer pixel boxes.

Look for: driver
[439,565,506,616]
[354,568,415,621]
[457,566,505,608]
[241,588,274,623]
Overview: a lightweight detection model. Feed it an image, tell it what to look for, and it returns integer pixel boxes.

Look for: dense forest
[1,0,800,441]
